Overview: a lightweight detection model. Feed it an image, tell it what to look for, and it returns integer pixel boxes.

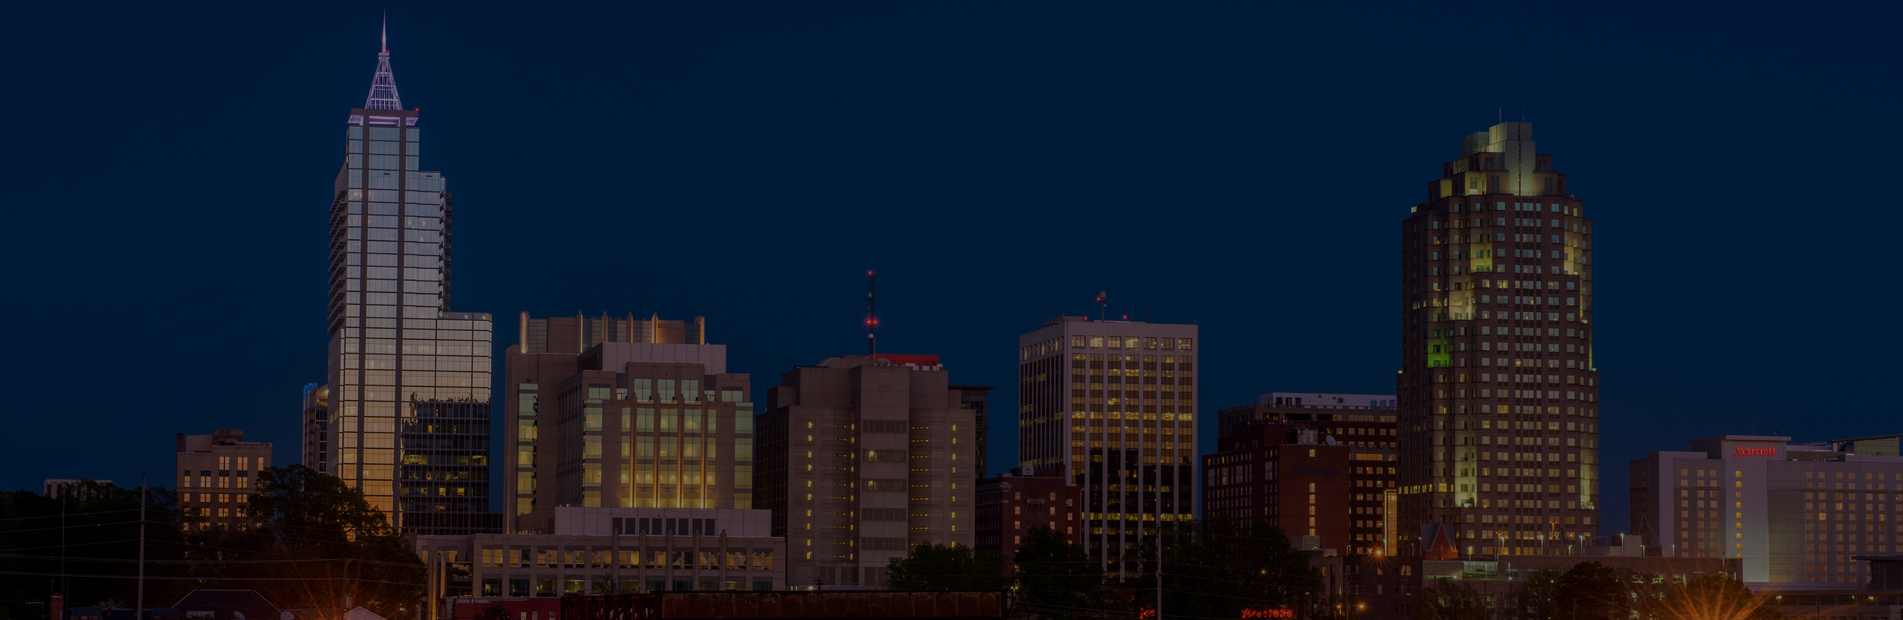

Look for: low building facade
[416,506,785,606]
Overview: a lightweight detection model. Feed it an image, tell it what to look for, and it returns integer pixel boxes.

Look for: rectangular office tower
[1397,122,1599,558]
[1017,317,1198,571]
[756,355,975,588]
[502,313,750,533]
[1630,435,1903,590]
[319,33,494,525]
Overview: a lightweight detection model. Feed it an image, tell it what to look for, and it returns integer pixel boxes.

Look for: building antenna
[866,270,877,356]
[1096,291,1107,321]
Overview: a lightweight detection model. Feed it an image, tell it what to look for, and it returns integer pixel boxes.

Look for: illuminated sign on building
[1241,609,1296,620]
[1733,446,1777,457]
[1291,466,1341,475]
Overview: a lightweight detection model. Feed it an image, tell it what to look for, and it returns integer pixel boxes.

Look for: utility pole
[1155,530,1162,620]
[136,473,146,620]
[60,498,66,606]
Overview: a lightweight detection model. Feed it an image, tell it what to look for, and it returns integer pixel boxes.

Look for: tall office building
[756,354,974,588]
[320,27,494,523]
[501,313,748,533]
[1396,122,1599,558]
[1016,317,1197,572]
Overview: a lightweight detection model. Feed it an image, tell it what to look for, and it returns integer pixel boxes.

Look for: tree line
[0,466,422,620]
[1412,561,1782,620]
[884,519,1325,620]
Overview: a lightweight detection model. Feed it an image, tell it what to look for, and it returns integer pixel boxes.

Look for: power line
[0,520,144,533]
[0,539,143,553]
[0,569,423,586]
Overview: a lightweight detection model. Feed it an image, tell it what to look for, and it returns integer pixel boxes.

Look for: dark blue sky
[5,2,1899,535]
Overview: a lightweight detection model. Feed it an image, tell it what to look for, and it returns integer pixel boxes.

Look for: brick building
[1203,395,1398,556]
[976,467,1082,562]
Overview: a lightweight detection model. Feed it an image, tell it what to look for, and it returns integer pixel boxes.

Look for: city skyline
[6,4,1901,544]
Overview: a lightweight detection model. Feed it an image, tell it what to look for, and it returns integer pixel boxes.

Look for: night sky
[6,2,1900,535]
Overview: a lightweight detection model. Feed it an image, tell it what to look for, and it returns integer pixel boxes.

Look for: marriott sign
[1733,446,1777,457]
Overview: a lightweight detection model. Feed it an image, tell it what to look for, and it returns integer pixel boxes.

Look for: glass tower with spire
[323,26,496,534]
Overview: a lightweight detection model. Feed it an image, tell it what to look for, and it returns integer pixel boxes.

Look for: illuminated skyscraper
[319,26,494,524]
[1396,122,1598,558]
[1016,317,1198,573]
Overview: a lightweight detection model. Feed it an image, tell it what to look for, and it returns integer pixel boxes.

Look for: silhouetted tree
[0,479,189,620]
[1129,518,1322,620]
[1413,579,1490,620]
[885,542,1006,591]
[189,465,422,620]
[1012,526,1113,620]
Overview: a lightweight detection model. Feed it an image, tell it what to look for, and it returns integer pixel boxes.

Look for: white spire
[364,19,403,110]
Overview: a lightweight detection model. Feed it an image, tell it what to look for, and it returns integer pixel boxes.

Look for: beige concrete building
[503,313,752,534]
[416,506,784,599]
[176,429,272,529]
[757,354,976,588]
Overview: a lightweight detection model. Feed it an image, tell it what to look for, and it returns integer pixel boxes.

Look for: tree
[188,465,422,620]
[1012,526,1114,620]
[1129,518,1322,620]
[1554,562,1631,620]
[1413,579,1491,620]
[1645,574,1780,620]
[0,479,189,620]
[885,542,1006,591]
[1512,569,1561,620]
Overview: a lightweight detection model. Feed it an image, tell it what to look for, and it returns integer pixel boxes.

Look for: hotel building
[1630,434,1903,590]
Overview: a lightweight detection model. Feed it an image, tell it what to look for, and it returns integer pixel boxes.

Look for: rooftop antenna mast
[1096,291,1107,321]
[866,271,877,356]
